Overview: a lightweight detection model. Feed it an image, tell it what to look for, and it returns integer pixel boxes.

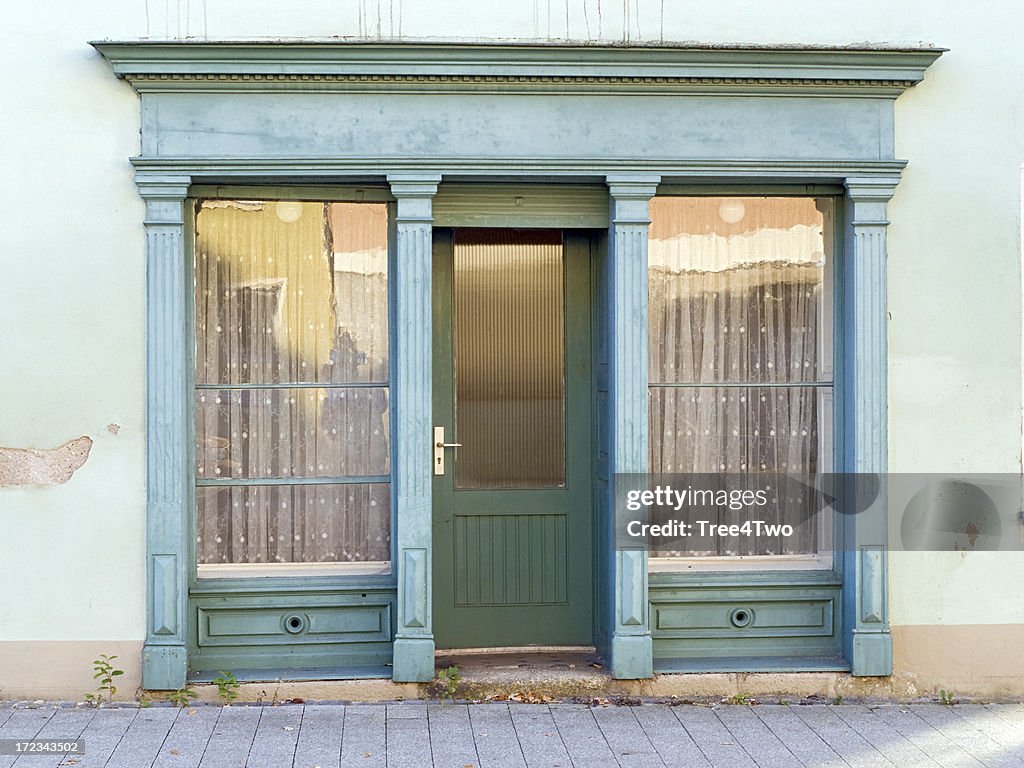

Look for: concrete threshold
[157,649,936,705]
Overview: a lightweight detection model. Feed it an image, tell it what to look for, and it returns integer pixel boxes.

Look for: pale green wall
[1,0,1022,650]
[1,2,146,641]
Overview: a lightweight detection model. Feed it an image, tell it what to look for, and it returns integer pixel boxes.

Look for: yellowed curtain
[193,200,391,567]
[648,197,833,557]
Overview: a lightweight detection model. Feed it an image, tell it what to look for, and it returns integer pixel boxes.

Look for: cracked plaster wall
[0,437,93,487]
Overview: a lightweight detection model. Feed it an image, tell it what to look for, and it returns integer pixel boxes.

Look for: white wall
[1,0,1021,652]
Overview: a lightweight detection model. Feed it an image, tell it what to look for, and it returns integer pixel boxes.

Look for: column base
[392,636,436,682]
[851,629,893,676]
[142,643,187,690]
[610,632,654,679]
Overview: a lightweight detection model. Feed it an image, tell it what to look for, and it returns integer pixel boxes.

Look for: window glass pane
[195,201,388,385]
[193,200,391,572]
[196,483,390,565]
[453,229,566,488]
[647,198,833,562]
[649,197,829,384]
[196,387,390,479]
[650,386,821,475]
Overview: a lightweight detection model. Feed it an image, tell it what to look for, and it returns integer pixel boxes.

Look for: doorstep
[158,649,925,705]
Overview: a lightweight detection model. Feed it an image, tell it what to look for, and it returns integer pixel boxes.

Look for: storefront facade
[88,41,944,688]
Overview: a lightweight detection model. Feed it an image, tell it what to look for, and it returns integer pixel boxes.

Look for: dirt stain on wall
[0,436,93,486]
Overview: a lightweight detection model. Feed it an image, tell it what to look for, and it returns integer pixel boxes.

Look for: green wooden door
[432,228,594,649]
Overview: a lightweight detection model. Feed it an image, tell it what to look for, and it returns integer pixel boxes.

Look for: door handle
[433,426,461,476]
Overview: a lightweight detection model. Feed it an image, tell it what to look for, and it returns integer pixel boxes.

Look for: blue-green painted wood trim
[139,173,192,691]
[189,576,396,594]
[433,183,609,228]
[189,184,394,202]
[605,174,660,679]
[92,41,942,97]
[189,666,393,682]
[388,174,440,683]
[841,177,898,676]
[649,570,843,589]
[654,656,850,674]
[130,157,909,181]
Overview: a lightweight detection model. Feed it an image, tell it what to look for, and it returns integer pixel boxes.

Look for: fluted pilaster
[844,176,898,676]
[606,174,660,679]
[138,173,191,690]
[388,174,440,683]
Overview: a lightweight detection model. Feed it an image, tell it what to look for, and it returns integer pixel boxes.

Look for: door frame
[430,227,597,649]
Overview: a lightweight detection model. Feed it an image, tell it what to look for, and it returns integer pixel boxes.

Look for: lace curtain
[194,200,391,569]
[648,197,833,557]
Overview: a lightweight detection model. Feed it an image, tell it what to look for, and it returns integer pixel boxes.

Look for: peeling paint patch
[0,437,93,486]
[106,423,121,435]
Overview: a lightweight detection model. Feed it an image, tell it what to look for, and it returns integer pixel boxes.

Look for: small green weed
[84,654,124,706]
[940,689,956,706]
[725,692,754,705]
[169,686,199,708]
[433,666,462,700]
[212,671,241,704]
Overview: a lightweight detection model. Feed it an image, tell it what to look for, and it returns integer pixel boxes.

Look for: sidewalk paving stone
[152,706,220,768]
[920,704,1024,767]
[337,704,385,768]
[946,704,1024,765]
[830,704,939,767]
[631,705,710,768]
[790,704,892,768]
[427,704,479,768]
[386,703,432,768]
[548,704,618,768]
[871,704,986,768]
[750,704,846,768]
[670,705,757,768]
[1,710,58,768]
[0,701,1022,767]
[197,704,261,768]
[507,703,571,768]
[591,706,663,768]
[291,705,343,768]
[73,707,137,768]
[715,704,800,768]
[469,703,527,768]
[106,707,178,768]
[12,708,93,768]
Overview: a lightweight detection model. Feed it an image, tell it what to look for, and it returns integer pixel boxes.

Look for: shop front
[93,41,940,687]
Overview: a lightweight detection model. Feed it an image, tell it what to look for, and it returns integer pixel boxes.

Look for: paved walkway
[1,701,1023,767]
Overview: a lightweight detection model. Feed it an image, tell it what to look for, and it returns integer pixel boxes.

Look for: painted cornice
[92,41,944,97]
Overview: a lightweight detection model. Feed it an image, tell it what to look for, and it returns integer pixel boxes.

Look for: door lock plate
[433,426,462,475]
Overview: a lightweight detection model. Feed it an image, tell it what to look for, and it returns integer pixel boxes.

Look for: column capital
[844,175,901,202]
[845,176,898,222]
[845,176,900,227]
[388,174,441,198]
[606,173,661,200]
[388,174,440,223]
[135,173,191,201]
[135,174,190,227]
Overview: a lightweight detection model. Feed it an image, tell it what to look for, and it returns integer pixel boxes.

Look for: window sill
[196,561,391,579]
[649,554,833,573]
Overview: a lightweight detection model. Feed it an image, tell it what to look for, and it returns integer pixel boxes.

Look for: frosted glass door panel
[453,229,566,488]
